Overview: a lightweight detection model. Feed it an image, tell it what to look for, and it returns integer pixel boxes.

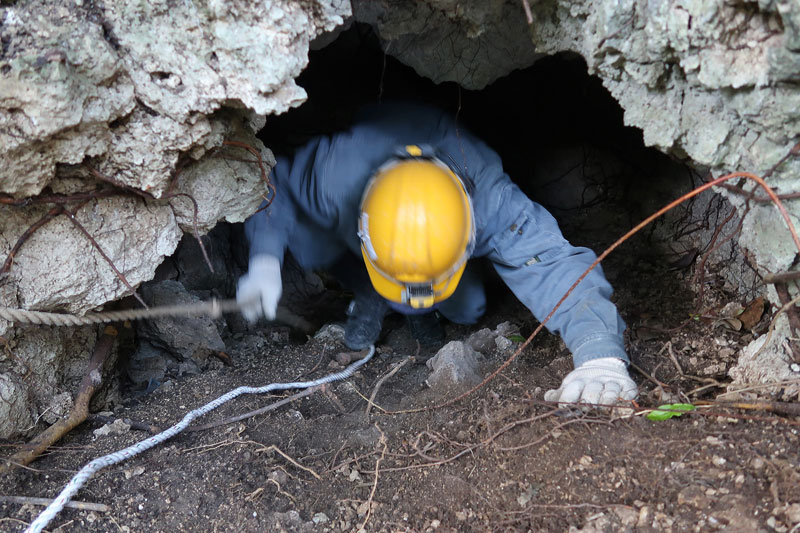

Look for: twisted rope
[25,345,376,533]
[0,299,244,326]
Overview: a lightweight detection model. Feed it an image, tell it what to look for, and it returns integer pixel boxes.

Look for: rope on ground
[0,299,244,326]
[24,345,376,533]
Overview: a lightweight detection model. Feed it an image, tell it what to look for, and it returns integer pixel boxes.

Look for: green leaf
[646,403,696,421]
[508,334,526,343]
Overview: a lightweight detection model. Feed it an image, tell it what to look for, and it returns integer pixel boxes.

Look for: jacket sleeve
[244,154,297,265]
[485,181,628,367]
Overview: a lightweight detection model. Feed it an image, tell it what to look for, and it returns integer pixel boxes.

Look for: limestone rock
[426,341,485,392]
[0,0,350,439]
[728,315,800,400]
[0,374,34,440]
[136,280,226,363]
[0,0,349,198]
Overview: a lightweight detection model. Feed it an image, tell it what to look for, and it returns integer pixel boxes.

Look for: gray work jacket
[245,102,628,366]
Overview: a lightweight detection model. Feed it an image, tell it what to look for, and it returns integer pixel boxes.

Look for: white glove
[544,357,637,407]
[237,255,282,322]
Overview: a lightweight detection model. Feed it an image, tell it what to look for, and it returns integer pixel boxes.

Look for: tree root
[0,326,117,475]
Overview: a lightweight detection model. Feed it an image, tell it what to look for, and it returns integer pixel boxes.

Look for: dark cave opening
[127,24,735,397]
[253,23,704,318]
[258,23,694,248]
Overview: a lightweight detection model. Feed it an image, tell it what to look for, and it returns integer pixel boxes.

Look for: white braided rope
[25,345,376,533]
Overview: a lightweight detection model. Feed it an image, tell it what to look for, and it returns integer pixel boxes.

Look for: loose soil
[2,244,800,533]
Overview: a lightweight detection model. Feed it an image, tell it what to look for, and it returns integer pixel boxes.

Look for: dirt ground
[2,238,800,533]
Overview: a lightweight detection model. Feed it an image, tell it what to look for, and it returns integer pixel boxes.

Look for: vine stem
[389,169,800,414]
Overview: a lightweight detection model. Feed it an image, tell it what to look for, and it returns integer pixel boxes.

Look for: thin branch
[521,0,533,25]
[358,424,387,532]
[164,192,214,273]
[222,140,276,213]
[187,386,321,432]
[87,168,151,200]
[365,357,411,419]
[1,205,67,276]
[0,326,117,475]
[89,166,214,273]
[62,205,147,309]
[256,444,321,480]
[0,495,109,513]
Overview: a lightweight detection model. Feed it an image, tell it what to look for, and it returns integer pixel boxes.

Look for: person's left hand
[544,357,637,407]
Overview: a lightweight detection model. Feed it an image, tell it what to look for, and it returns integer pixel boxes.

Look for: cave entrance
[130,23,747,397]
[253,23,725,338]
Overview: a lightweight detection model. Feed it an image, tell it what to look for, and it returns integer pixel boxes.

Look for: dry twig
[187,385,321,432]
[358,424,387,532]
[365,357,411,419]
[257,444,321,480]
[0,495,109,512]
[62,206,147,308]
[0,326,117,475]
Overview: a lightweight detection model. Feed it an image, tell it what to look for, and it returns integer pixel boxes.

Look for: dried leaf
[713,317,742,331]
[738,296,765,330]
[724,317,742,331]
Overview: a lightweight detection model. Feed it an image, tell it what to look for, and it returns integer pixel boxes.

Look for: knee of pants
[438,280,486,325]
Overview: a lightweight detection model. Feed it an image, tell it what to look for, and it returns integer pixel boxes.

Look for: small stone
[494,321,517,336]
[42,392,73,425]
[494,336,513,353]
[637,506,652,527]
[314,324,346,343]
[426,341,484,392]
[124,466,145,479]
[268,470,288,484]
[677,485,709,508]
[312,513,329,524]
[614,507,639,527]
[465,328,495,354]
[93,418,131,437]
[356,501,370,517]
[784,503,800,523]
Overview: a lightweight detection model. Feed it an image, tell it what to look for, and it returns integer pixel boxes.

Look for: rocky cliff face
[1,0,798,438]
[0,0,350,438]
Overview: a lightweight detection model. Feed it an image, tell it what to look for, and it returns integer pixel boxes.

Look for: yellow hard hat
[358,147,475,309]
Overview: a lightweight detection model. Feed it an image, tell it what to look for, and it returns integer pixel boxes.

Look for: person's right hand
[236,255,282,321]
